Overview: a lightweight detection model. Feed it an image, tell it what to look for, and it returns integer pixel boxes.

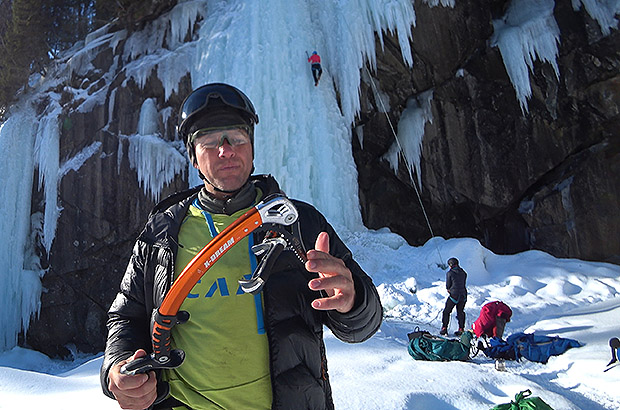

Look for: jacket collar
[196,174,282,215]
[139,174,282,246]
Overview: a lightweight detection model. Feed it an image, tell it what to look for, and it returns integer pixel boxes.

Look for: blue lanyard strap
[192,197,265,334]
[192,198,218,237]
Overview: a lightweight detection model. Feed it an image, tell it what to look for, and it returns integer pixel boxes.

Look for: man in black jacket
[440,257,467,337]
[100,83,382,410]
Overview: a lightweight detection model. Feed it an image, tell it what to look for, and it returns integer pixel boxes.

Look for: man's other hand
[306,232,355,313]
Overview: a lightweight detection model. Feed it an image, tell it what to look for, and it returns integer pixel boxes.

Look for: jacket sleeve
[100,240,153,399]
[296,201,382,343]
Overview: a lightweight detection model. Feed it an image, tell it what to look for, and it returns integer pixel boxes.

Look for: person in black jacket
[100,83,382,410]
[440,257,467,337]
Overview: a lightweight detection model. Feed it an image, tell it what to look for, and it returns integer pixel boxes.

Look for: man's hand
[306,232,355,313]
[108,349,158,410]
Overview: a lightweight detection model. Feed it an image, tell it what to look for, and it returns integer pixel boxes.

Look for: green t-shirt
[164,198,272,409]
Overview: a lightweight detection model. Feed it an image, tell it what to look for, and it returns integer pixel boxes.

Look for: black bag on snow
[483,336,517,360]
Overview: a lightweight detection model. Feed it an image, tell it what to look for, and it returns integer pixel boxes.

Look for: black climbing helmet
[447,257,459,268]
[177,83,259,146]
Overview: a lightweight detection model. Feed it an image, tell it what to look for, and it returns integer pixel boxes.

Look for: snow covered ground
[1,235,619,410]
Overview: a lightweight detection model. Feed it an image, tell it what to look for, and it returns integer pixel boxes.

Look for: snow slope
[1,237,620,409]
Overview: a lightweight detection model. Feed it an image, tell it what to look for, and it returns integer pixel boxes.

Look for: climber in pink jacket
[472,300,513,338]
[308,51,322,86]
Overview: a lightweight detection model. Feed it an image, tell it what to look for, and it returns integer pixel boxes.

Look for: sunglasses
[192,127,251,149]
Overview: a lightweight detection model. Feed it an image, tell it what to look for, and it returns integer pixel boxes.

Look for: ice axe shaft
[121,194,299,375]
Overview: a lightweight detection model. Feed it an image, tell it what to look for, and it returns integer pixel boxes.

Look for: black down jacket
[446,266,467,300]
[100,175,383,410]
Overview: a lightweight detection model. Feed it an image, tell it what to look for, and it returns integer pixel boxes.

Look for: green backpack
[490,389,554,410]
[407,328,474,361]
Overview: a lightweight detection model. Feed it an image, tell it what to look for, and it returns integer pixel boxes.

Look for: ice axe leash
[121,194,304,375]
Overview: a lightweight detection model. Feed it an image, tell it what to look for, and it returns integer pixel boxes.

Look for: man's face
[192,127,253,197]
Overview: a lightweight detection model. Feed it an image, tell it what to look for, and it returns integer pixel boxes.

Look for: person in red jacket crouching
[472,300,513,339]
[473,300,513,371]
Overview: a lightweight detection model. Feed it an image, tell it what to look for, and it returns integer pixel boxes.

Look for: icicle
[33,109,61,253]
[0,106,43,351]
[491,0,561,113]
[383,91,433,190]
[126,134,187,203]
[572,0,620,36]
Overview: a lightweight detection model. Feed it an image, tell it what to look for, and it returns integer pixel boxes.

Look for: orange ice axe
[121,194,299,375]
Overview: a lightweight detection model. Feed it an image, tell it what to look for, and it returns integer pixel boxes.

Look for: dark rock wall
[354,0,620,264]
[25,28,191,357]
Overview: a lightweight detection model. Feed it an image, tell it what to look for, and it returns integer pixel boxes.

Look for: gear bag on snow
[407,327,473,361]
[482,336,517,360]
[490,389,554,410]
[483,332,580,364]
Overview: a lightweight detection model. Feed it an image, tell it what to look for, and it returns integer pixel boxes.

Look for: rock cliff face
[354,1,619,262]
[25,39,193,357]
[22,1,619,356]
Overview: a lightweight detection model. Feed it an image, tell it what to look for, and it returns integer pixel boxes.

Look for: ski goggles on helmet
[178,83,259,141]
[191,127,251,149]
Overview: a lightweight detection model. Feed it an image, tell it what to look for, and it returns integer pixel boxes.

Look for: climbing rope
[363,65,445,268]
